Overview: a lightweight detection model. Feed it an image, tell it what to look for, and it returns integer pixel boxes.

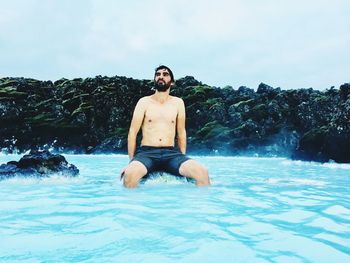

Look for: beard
[155,81,171,92]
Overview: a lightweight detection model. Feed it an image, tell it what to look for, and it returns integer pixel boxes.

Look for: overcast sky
[1,0,349,89]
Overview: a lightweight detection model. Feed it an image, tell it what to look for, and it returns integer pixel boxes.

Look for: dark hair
[154,65,174,82]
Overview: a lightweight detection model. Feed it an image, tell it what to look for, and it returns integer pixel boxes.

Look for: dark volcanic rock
[1,75,350,163]
[0,150,79,180]
[91,136,127,153]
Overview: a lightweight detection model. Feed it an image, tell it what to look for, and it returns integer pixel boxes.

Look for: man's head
[154,65,174,92]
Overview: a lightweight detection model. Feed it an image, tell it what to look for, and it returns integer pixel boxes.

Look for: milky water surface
[1,154,350,262]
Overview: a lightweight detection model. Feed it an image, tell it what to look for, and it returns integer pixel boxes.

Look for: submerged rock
[0,150,79,180]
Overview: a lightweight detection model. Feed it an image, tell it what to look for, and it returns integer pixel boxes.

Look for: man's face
[154,69,172,92]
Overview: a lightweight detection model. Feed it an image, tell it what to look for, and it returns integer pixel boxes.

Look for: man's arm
[128,98,146,160]
[177,98,187,154]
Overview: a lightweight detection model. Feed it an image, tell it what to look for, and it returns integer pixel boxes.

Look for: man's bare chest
[144,103,178,123]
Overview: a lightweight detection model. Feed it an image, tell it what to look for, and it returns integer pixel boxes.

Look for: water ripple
[1,155,350,262]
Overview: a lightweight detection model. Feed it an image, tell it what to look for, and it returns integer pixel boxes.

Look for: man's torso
[141,96,179,147]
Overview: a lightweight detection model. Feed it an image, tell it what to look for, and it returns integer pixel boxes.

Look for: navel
[148,119,152,122]
[159,139,162,141]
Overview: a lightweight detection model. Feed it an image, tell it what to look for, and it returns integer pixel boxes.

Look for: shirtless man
[121,65,210,188]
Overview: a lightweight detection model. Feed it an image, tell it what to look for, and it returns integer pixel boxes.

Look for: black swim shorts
[131,146,191,176]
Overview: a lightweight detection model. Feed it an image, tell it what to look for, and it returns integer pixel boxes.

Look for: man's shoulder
[173,97,185,108]
[139,95,152,100]
[170,96,184,103]
[138,96,152,104]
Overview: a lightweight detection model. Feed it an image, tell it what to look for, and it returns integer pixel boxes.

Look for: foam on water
[143,173,189,185]
[282,159,350,170]
[322,162,350,169]
[1,154,350,262]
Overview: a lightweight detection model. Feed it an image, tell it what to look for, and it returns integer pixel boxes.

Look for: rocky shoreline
[1,76,349,163]
[0,150,79,180]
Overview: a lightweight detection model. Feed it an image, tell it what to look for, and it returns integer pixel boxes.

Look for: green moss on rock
[0,87,27,98]
[195,121,231,141]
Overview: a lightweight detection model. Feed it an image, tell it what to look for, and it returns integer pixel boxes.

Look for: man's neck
[153,90,170,104]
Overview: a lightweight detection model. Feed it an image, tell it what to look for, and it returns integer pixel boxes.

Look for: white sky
[0,0,349,89]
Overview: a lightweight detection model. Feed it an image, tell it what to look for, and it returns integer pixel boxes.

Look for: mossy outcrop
[0,150,79,179]
[0,76,349,163]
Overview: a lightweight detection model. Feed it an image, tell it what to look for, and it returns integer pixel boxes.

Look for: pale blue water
[0,154,350,263]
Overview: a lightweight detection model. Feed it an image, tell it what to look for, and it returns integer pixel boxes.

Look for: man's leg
[179,160,210,186]
[122,161,148,188]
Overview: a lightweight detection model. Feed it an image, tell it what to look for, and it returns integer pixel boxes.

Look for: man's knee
[123,162,147,188]
[180,160,210,186]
